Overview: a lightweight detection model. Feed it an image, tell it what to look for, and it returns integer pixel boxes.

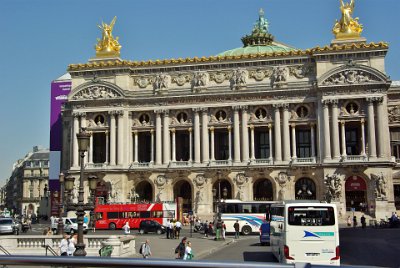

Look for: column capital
[239,105,249,111]
[232,105,241,111]
[133,130,138,135]
[366,96,383,103]
[72,111,86,117]
[150,129,154,134]
[309,122,316,128]
[170,128,176,133]
[188,127,193,133]
[268,123,273,129]
[192,107,203,113]
[249,124,254,130]
[340,120,346,125]
[291,123,296,128]
[209,126,215,132]
[108,110,123,116]
[322,99,336,106]
[227,125,232,131]
[105,130,109,136]
[360,118,365,124]
[200,107,208,113]
[154,109,168,114]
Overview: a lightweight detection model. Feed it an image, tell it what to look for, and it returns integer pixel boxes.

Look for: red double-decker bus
[94,202,177,230]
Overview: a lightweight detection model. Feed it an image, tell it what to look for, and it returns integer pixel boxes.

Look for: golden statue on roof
[332,0,363,40]
[95,16,121,58]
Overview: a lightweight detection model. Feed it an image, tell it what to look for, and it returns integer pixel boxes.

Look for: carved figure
[231,69,248,89]
[194,190,202,213]
[324,174,342,201]
[332,0,363,39]
[372,173,387,199]
[275,172,289,201]
[235,173,247,185]
[272,67,288,85]
[95,16,121,58]
[193,71,209,88]
[297,183,313,199]
[154,73,170,91]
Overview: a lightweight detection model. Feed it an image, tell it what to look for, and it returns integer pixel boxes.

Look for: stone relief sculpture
[135,77,151,88]
[289,64,315,79]
[249,68,273,81]
[194,174,206,187]
[73,86,118,100]
[275,171,290,201]
[231,68,248,89]
[322,70,379,85]
[235,173,247,185]
[372,173,387,199]
[192,71,209,91]
[388,106,400,123]
[272,67,288,87]
[194,190,202,214]
[324,174,342,202]
[155,175,166,187]
[153,73,171,93]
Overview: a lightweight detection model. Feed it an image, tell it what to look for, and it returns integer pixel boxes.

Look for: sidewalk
[134,234,235,260]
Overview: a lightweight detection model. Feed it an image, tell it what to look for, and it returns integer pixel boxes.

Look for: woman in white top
[59,233,69,256]
[123,222,130,235]
[67,234,77,256]
[183,241,193,260]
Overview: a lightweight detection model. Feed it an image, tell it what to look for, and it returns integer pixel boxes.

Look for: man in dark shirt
[234,220,240,239]
[175,237,187,259]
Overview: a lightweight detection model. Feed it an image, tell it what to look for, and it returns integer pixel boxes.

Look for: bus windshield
[288,206,335,226]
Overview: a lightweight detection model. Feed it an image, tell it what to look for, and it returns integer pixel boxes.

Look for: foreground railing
[0,255,366,268]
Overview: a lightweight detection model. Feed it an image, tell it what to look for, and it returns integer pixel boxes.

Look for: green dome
[217,8,296,57]
[217,42,295,56]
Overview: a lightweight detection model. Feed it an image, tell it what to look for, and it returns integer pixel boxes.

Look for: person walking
[175,219,182,239]
[203,220,209,237]
[166,219,171,239]
[347,216,352,227]
[222,221,226,240]
[234,220,240,239]
[361,214,366,229]
[59,233,69,256]
[353,215,358,228]
[68,234,77,256]
[175,237,187,259]
[140,239,152,258]
[123,222,130,235]
[183,241,194,260]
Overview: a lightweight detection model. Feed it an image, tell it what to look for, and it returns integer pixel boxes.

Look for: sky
[0,0,399,185]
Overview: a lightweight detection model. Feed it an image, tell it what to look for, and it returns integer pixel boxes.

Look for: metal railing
[0,246,10,256]
[41,245,58,256]
[0,255,365,268]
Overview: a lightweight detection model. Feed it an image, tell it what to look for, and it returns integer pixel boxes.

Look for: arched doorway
[295,177,316,200]
[174,180,192,213]
[253,179,273,201]
[345,175,367,211]
[136,181,153,202]
[212,179,232,212]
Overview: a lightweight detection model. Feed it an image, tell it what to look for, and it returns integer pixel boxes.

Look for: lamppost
[64,127,97,256]
[57,173,65,234]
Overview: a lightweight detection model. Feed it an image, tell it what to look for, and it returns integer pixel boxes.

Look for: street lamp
[57,173,65,234]
[65,128,94,256]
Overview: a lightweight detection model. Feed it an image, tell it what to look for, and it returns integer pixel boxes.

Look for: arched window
[295,178,316,200]
[253,179,273,201]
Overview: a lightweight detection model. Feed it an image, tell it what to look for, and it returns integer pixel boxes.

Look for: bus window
[95,212,103,220]
[152,211,163,218]
[129,212,140,218]
[242,204,252,213]
[107,212,119,219]
[140,211,151,218]
[164,210,175,219]
[259,204,268,213]
[288,207,335,226]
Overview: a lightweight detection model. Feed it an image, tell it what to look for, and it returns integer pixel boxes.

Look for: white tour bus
[269,201,340,266]
[216,199,275,235]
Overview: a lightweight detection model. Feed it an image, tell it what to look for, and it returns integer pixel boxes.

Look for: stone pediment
[70,80,124,100]
[318,64,389,87]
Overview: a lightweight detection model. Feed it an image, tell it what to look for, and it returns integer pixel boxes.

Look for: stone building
[4,146,50,217]
[61,6,399,220]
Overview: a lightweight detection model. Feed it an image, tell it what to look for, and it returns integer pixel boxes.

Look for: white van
[51,217,88,234]
[269,201,340,266]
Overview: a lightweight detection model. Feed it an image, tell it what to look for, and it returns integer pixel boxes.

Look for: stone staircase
[339,211,376,227]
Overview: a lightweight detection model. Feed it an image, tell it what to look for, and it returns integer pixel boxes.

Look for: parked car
[0,218,20,235]
[138,220,166,234]
[51,217,88,234]
[259,221,270,246]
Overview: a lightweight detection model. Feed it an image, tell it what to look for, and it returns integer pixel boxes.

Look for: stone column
[310,123,316,158]
[134,131,138,163]
[250,125,255,161]
[89,133,93,164]
[361,119,366,156]
[72,112,80,167]
[150,129,154,163]
[282,105,291,162]
[331,100,340,160]
[233,106,241,163]
[163,110,170,165]
[367,98,377,159]
[117,111,124,165]
[109,111,116,166]
[268,123,273,161]
[228,126,232,161]
[291,123,297,159]
[129,131,133,164]
[376,97,386,158]
[188,128,193,162]
[128,112,133,164]
[105,131,109,164]
[210,127,215,161]
[155,110,162,165]
[80,114,88,164]
[193,108,201,164]
[340,121,347,157]
[322,101,331,160]
[273,105,282,161]
[201,108,210,163]
[171,128,176,162]
[241,106,249,163]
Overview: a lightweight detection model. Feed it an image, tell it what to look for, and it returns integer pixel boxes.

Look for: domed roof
[217,8,296,57]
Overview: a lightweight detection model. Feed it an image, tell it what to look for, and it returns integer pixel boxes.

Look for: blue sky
[0,0,399,184]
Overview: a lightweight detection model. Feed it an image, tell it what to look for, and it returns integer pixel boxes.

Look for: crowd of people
[165,219,183,239]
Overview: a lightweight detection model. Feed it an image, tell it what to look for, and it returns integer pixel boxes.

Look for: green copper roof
[217,8,296,56]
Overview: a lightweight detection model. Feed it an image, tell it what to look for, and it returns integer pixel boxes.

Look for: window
[107,212,119,219]
[346,102,358,115]
[345,128,360,155]
[164,210,176,219]
[296,106,309,118]
[394,185,400,210]
[139,114,150,124]
[255,130,270,159]
[255,108,267,119]
[288,207,335,226]
[390,128,400,159]
[297,129,311,158]
[152,211,163,218]
[140,211,151,218]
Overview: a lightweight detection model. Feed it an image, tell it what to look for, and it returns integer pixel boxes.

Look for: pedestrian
[208,221,213,237]
[353,215,358,228]
[234,220,240,239]
[140,239,152,258]
[175,236,187,259]
[68,234,77,256]
[166,219,171,239]
[175,219,182,239]
[183,241,194,260]
[171,219,176,239]
[361,214,366,229]
[222,221,226,240]
[203,220,209,237]
[59,233,69,256]
[123,222,130,235]
[347,216,351,227]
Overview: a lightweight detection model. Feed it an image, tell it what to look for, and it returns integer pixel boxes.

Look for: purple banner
[50,80,71,151]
